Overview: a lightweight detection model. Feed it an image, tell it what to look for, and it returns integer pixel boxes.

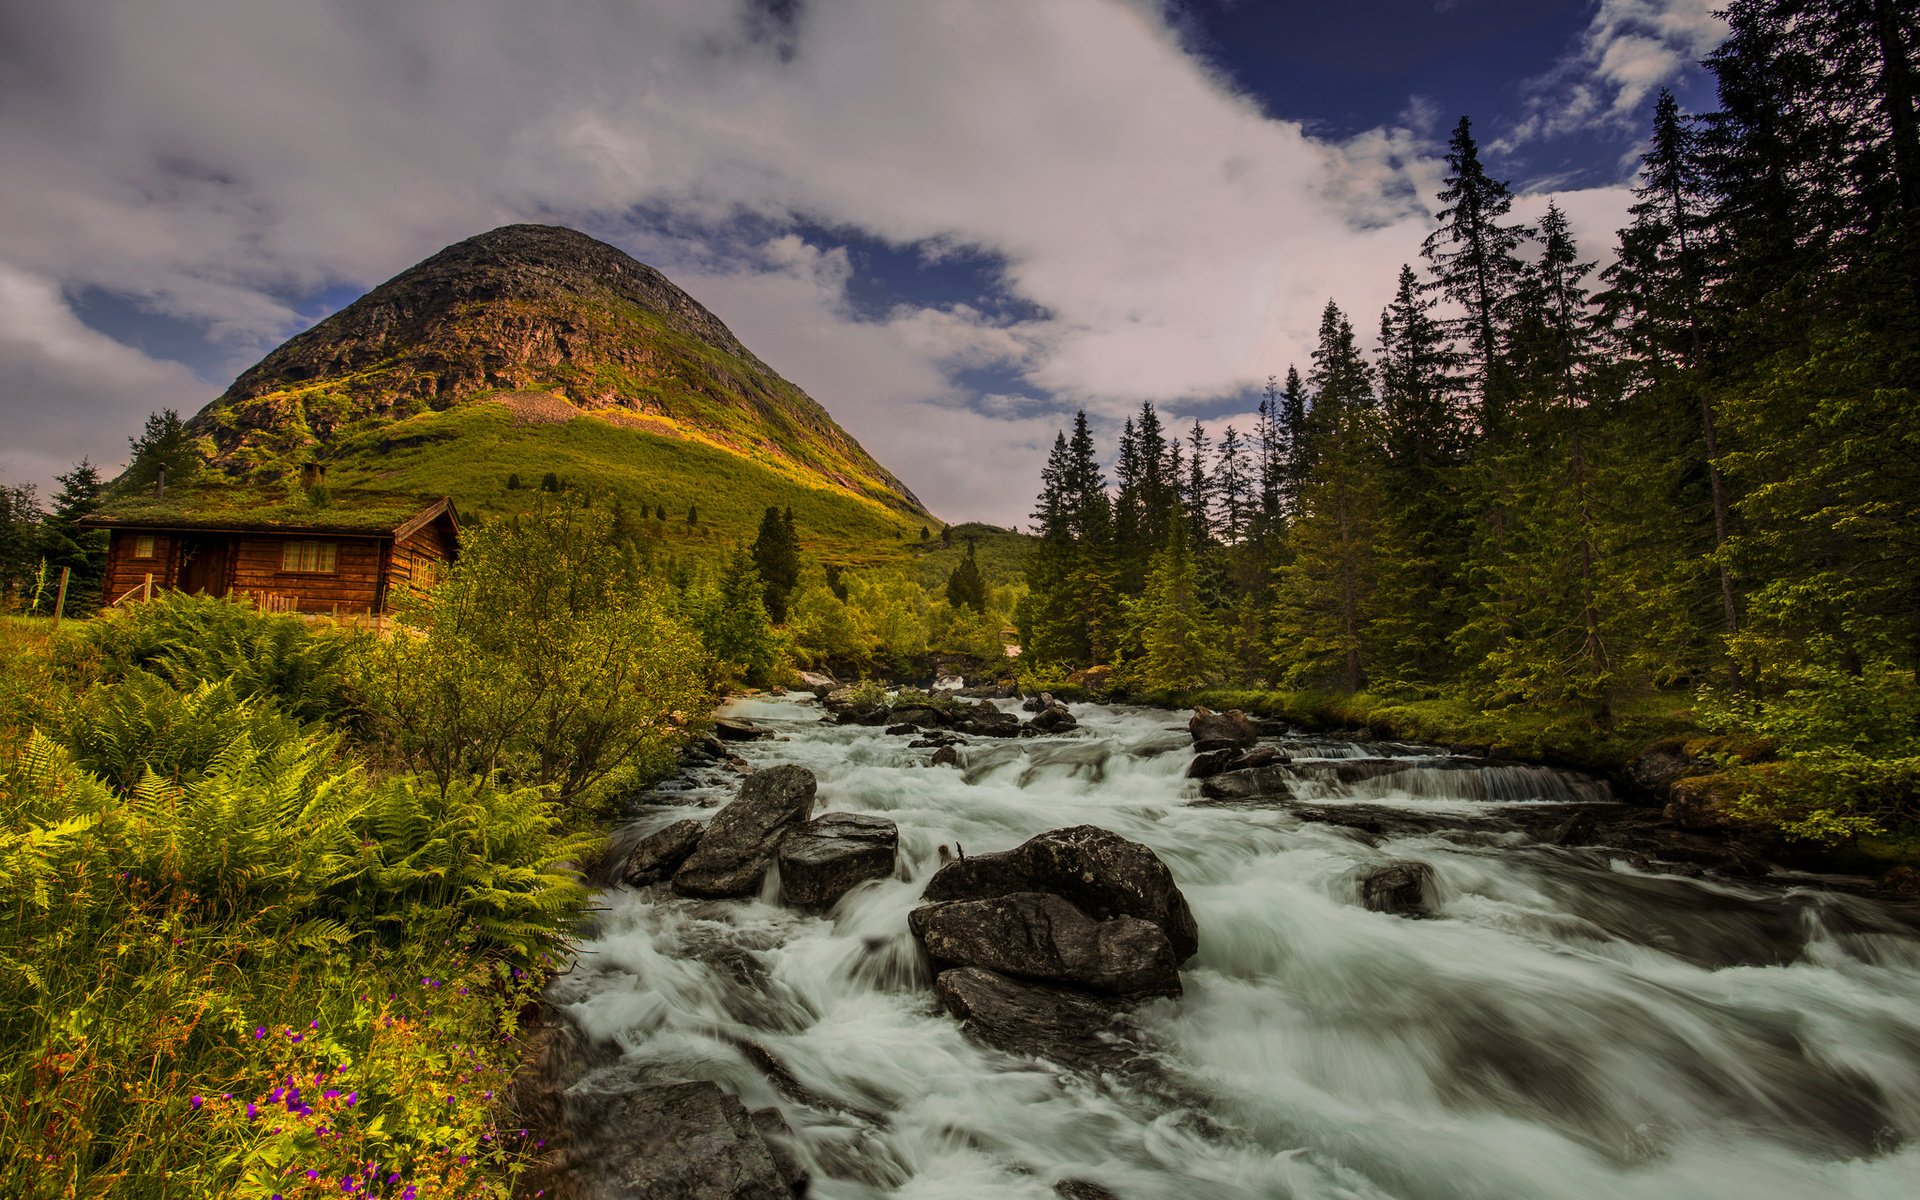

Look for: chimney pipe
[301,461,326,489]
[155,463,166,499]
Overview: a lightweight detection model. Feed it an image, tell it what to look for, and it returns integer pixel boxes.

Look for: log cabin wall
[386,520,455,599]
[229,535,387,615]
[101,531,177,603]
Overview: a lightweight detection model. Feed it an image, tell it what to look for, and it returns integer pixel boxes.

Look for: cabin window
[132,535,156,559]
[281,540,337,573]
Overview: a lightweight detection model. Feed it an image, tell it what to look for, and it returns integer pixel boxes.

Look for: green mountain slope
[171,224,931,558]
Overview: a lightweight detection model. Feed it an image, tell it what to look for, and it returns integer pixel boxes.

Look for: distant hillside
[169,224,931,559]
[905,522,1035,591]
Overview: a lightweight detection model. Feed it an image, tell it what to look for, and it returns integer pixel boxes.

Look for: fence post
[143,573,152,601]
[53,566,70,627]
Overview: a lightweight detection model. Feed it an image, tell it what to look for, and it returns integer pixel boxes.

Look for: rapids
[548,695,1920,1200]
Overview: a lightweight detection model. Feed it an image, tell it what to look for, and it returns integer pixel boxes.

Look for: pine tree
[1278,366,1309,518]
[946,540,988,612]
[1270,302,1385,692]
[1215,426,1251,543]
[702,545,779,684]
[1183,420,1213,546]
[123,409,203,492]
[751,505,802,622]
[0,483,41,607]
[1129,514,1221,691]
[39,460,108,613]
[1421,116,1534,436]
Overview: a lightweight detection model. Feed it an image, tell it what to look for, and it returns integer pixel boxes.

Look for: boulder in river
[1356,860,1436,917]
[673,765,817,898]
[911,891,1180,997]
[568,1080,798,1199]
[778,812,898,909]
[1187,744,1290,779]
[1198,764,1297,802]
[1055,1183,1124,1200]
[933,966,1145,1068]
[930,745,962,767]
[947,703,1022,738]
[620,819,707,887]
[714,717,773,742]
[922,825,1199,962]
[1188,706,1260,752]
[1024,704,1078,736]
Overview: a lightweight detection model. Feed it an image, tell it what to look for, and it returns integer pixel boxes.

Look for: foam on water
[553,695,1920,1199]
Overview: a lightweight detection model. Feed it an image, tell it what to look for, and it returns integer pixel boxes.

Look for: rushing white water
[551,696,1920,1200]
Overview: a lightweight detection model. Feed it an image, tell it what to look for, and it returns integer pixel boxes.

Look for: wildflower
[254,1027,267,1039]
[190,1096,203,1110]
[247,1103,258,1120]
[291,1034,304,1044]
[310,1019,319,1029]
[339,1176,357,1192]
[345,1092,359,1107]
[325,1090,340,1101]
[402,1188,417,1200]
[306,1169,321,1180]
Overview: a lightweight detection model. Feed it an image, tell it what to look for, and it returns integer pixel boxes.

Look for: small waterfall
[550,695,1920,1200]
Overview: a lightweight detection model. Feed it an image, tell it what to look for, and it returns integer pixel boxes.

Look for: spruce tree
[123,409,202,492]
[752,505,802,623]
[1421,116,1533,436]
[1270,302,1385,692]
[1215,427,1251,543]
[39,460,108,613]
[1129,514,1220,692]
[1183,420,1213,546]
[945,541,988,612]
[0,483,41,608]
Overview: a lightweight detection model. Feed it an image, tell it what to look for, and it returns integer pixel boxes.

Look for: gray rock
[621,819,707,887]
[1186,744,1290,779]
[1188,706,1261,752]
[910,892,1180,997]
[1055,1183,1124,1200]
[714,717,772,742]
[1197,765,1297,802]
[947,703,1022,738]
[1025,704,1078,735]
[908,731,965,748]
[1356,860,1436,917]
[778,812,898,908]
[923,825,1200,962]
[748,1107,810,1197]
[574,1080,796,1199]
[674,766,817,898]
[933,967,1143,1068]
[931,746,961,767]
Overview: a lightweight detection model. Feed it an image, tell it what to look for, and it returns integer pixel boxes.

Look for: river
[546,694,1920,1200]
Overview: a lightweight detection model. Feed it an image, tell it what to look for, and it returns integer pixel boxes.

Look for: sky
[0,0,1727,527]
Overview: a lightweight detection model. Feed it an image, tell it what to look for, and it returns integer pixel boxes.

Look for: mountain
[177,224,930,558]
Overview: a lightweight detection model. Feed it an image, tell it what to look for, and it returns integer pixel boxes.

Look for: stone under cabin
[81,479,459,617]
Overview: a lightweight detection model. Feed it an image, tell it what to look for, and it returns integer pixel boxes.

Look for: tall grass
[0,599,594,1198]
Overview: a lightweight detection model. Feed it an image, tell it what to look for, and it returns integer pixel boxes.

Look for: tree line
[1020,0,1918,832]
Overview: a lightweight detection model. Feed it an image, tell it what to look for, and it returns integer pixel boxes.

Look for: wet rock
[1665,773,1739,831]
[931,746,961,768]
[714,717,772,742]
[1548,809,1599,846]
[1197,765,1297,802]
[681,733,730,764]
[564,1080,797,1199]
[922,825,1199,962]
[947,704,1022,738]
[795,669,836,696]
[911,892,1180,997]
[1625,743,1712,799]
[674,766,817,898]
[1055,1183,1123,1200]
[778,812,898,909]
[1188,706,1260,752]
[1186,744,1290,779]
[1021,692,1060,713]
[908,731,965,749]
[890,706,942,729]
[725,755,755,776]
[1356,860,1436,917]
[932,967,1144,1068]
[886,722,920,736]
[621,819,707,887]
[1024,704,1078,735]
[748,1107,811,1196]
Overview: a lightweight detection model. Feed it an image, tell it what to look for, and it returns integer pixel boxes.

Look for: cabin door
[178,539,230,596]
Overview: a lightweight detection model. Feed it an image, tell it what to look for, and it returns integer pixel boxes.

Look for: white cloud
[0,0,1598,522]
[0,264,209,487]
[1500,0,1727,149]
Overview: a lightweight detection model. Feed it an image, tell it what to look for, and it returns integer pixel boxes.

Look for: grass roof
[84,483,446,536]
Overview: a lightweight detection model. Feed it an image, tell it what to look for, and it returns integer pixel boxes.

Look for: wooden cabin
[81,494,459,617]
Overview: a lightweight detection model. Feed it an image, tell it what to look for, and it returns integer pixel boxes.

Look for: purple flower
[345,1092,358,1107]
[306,1169,320,1180]
[310,1020,319,1029]
[324,1090,340,1101]
[254,1027,266,1039]
[402,1188,417,1200]
[290,1034,304,1044]
[246,1103,258,1120]
[189,1096,203,1110]
[338,1176,356,1192]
